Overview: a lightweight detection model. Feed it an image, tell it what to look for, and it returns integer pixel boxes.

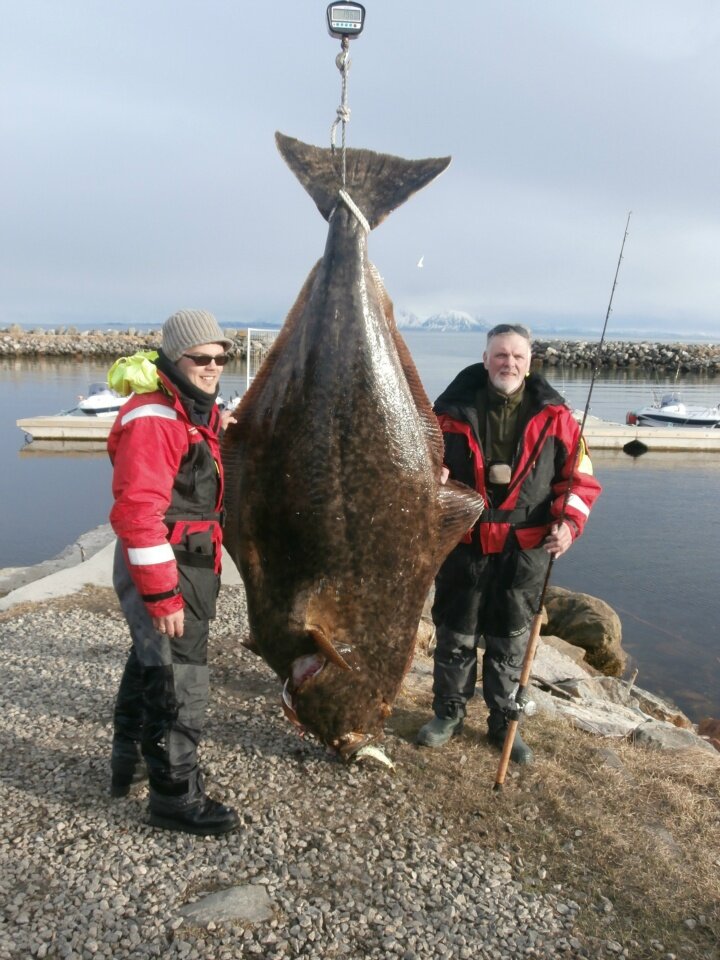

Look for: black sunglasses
[182,353,231,367]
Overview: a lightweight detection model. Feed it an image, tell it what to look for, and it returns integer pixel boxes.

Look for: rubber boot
[148,774,239,837]
[111,650,148,797]
[110,737,148,798]
[487,713,534,765]
[416,715,464,748]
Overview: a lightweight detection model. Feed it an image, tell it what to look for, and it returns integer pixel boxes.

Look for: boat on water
[69,383,129,417]
[626,392,720,429]
[17,385,242,443]
[16,383,128,442]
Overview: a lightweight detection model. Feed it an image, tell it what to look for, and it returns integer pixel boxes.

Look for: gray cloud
[2,0,719,334]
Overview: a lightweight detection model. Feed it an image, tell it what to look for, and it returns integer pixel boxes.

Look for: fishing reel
[505,684,537,722]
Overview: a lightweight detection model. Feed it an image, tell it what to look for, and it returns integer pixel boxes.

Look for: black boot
[110,737,148,798]
[111,649,147,797]
[148,776,239,836]
[487,712,534,765]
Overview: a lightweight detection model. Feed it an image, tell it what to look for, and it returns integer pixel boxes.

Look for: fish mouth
[281,649,393,768]
[331,730,376,760]
[281,654,326,729]
[281,655,392,767]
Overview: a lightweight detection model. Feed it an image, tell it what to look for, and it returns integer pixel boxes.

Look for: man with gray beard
[417,324,602,763]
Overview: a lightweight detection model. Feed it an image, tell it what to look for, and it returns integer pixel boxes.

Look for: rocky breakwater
[0,325,270,362]
[532,339,719,374]
[535,586,719,750]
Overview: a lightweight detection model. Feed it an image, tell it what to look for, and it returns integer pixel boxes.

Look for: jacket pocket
[514,525,548,551]
[172,530,219,620]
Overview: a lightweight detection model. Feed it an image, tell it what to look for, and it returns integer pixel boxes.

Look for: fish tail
[275,132,451,230]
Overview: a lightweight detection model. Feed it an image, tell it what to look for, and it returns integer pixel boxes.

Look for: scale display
[327,2,366,39]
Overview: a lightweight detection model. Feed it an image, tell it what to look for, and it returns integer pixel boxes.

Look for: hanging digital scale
[326,2,366,40]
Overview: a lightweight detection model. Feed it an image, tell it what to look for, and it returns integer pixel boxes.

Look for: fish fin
[276,132,451,229]
[228,260,322,434]
[241,633,262,657]
[307,626,352,672]
[436,482,485,562]
[369,263,445,470]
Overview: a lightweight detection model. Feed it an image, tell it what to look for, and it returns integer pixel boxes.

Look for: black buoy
[623,439,649,458]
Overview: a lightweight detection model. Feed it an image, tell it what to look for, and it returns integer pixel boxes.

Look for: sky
[3,0,720,337]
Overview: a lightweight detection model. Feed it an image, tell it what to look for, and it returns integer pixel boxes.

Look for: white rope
[336,189,370,233]
[330,38,351,187]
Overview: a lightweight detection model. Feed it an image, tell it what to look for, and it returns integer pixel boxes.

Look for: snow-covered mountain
[396,310,489,332]
[395,311,426,329]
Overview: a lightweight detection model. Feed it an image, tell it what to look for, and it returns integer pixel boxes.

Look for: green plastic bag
[107,351,160,396]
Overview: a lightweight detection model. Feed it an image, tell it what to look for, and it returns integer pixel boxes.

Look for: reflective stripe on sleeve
[121,404,178,427]
[127,543,175,566]
[566,493,590,518]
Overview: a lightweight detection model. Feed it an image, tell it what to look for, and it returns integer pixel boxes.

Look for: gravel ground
[1,585,592,960]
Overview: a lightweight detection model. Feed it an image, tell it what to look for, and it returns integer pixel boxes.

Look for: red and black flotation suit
[108,371,225,619]
[435,363,601,554]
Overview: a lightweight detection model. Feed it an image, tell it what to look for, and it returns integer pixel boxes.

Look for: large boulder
[698,717,720,753]
[542,585,626,675]
[632,719,718,754]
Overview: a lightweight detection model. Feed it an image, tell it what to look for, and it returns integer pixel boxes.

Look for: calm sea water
[3,332,719,721]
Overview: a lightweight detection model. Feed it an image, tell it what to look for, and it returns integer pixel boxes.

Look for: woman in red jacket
[108,309,238,836]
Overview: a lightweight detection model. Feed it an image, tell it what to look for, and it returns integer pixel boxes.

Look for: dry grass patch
[389,688,720,959]
[0,584,122,622]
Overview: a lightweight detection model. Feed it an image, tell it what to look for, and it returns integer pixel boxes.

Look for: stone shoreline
[531,339,719,374]
[1,327,718,373]
[1,533,718,959]
[0,327,268,362]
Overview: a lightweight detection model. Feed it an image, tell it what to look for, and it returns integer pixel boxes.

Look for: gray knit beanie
[161,309,233,362]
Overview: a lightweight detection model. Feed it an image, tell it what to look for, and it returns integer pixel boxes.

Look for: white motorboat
[16,383,129,442]
[68,382,129,417]
[626,393,720,429]
[18,383,243,443]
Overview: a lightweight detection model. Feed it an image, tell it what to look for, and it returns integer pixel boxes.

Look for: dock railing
[246,327,279,390]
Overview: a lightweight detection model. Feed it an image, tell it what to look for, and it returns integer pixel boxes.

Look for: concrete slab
[0,540,241,611]
[177,885,273,926]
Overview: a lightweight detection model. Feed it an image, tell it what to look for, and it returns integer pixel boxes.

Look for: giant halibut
[222,132,484,760]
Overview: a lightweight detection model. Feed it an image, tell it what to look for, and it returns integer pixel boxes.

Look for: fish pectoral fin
[436,482,485,561]
[307,625,352,672]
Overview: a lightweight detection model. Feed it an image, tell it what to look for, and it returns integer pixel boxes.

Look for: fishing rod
[493,211,632,791]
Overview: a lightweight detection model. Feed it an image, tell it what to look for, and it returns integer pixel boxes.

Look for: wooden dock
[581,416,720,453]
[17,411,720,454]
[17,415,115,443]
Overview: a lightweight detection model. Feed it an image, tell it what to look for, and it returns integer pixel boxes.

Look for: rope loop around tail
[338,190,370,233]
[329,190,370,234]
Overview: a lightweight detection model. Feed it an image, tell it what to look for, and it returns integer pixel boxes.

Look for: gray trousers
[112,542,210,792]
[431,624,529,730]
[431,542,542,729]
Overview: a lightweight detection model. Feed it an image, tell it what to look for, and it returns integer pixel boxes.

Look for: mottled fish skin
[222,133,484,754]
